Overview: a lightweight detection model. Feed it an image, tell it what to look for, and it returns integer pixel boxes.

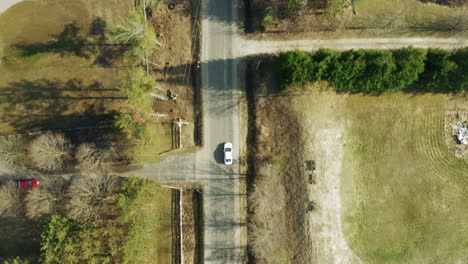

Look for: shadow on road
[213,143,226,164]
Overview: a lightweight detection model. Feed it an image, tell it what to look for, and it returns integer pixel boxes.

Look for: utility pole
[174,118,189,149]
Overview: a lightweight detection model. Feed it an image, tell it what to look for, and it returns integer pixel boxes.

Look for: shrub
[41,214,124,264]
[391,47,426,90]
[0,135,27,171]
[448,47,467,92]
[75,143,114,171]
[419,49,459,92]
[25,177,68,220]
[40,214,86,264]
[118,67,155,111]
[276,47,467,94]
[67,173,119,222]
[29,132,72,172]
[112,9,146,45]
[276,50,314,87]
[0,182,24,217]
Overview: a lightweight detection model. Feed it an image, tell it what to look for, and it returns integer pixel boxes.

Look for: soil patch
[149,0,201,150]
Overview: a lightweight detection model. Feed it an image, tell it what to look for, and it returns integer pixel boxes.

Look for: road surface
[132,0,245,263]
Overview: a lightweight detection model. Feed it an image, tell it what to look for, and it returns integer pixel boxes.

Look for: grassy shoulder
[341,93,468,263]
[117,176,173,264]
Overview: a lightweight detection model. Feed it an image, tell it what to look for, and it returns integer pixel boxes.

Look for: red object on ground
[16,179,40,189]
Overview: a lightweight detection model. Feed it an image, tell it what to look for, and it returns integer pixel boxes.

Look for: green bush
[419,48,466,93]
[276,51,314,86]
[276,47,467,94]
[40,214,86,264]
[118,67,155,110]
[391,47,426,91]
[40,214,123,264]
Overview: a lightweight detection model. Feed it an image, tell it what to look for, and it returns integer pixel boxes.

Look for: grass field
[341,93,468,263]
[0,0,132,134]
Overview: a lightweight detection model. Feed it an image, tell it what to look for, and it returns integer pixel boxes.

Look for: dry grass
[182,189,195,264]
[28,132,72,172]
[248,164,289,264]
[0,0,132,135]
[248,59,311,263]
[249,0,468,38]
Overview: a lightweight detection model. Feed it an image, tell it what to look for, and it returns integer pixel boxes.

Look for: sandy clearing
[0,0,23,14]
[293,90,363,264]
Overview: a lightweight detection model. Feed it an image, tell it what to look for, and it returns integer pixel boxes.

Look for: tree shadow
[0,217,41,261]
[0,78,125,133]
[13,18,130,67]
[15,24,91,58]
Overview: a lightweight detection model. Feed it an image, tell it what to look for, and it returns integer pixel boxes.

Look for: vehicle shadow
[213,143,225,164]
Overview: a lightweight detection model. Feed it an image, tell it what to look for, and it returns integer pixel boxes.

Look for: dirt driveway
[292,89,362,264]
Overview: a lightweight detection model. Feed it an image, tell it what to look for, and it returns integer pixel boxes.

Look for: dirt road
[234,36,468,57]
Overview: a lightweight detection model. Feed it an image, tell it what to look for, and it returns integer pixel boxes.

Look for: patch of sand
[293,90,362,264]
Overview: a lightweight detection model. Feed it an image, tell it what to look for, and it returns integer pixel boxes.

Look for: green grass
[118,177,173,264]
[341,93,468,264]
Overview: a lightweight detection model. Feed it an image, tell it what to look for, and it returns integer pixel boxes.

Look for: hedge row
[276,47,467,94]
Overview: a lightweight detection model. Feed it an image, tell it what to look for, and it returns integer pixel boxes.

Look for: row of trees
[276,47,467,94]
[0,173,123,264]
[111,6,160,162]
[0,133,116,173]
[0,173,119,221]
[39,176,156,264]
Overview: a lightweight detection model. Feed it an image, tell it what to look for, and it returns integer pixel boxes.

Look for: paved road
[132,0,245,263]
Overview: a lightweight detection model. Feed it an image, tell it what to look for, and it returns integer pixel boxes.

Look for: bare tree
[0,182,24,217]
[67,173,119,222]
[0,135,27,171]
[75,143,114,172]
[24,177,68,220]
[29,132,72,172]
